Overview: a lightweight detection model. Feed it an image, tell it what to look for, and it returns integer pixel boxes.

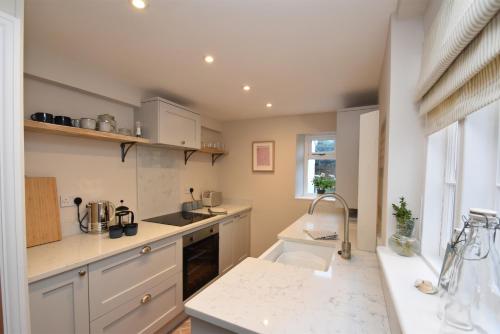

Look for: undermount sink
[259,240,335,271]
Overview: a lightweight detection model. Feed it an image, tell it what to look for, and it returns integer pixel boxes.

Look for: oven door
[183,232,219,300]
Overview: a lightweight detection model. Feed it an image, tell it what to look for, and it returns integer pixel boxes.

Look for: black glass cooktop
[144,211,214,227]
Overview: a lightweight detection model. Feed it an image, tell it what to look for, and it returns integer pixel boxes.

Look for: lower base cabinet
[29,236,183,334]
[219,212,251,275]
[90,272,182,334]
[29,266,90,334]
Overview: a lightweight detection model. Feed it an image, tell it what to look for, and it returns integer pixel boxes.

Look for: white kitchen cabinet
[29,266,90,334]
[219,216,236,275]
[233,212,250,263]
[219,212,251,275]
[29,236,183,334]
[136,97,201,149]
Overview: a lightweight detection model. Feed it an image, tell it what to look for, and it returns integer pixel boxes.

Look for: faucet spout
[308,193,351,259]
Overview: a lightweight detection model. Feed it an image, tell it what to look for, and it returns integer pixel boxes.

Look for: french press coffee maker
[115,200,135,226]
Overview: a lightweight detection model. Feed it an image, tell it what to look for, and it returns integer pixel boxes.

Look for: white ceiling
[25,0,399,121]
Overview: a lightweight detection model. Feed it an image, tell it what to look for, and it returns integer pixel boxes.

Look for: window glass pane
[460,103,499,216]
[306,159,336,194]
[421,122,459,270]
[311,139,336,153]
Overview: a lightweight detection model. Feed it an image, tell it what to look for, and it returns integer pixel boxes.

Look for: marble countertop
[278,211,356,247]
[27,204,251,283]
[185,213,389,334]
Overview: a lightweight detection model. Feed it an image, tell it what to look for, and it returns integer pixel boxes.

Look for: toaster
[202,191,223,207]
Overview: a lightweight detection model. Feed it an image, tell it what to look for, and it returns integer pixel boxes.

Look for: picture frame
[252,141,275,172]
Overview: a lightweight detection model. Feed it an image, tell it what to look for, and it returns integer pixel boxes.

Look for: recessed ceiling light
[266,103,273,108]
[131,0,148,9]
[204,55,214,64]
[242,85,251,91]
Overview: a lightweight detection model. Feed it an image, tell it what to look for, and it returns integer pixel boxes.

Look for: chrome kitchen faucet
[308,193,351,259]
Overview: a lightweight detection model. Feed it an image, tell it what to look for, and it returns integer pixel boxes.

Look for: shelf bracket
[184,150,197,165]
[120,142,137,162]
[211,153,224,166]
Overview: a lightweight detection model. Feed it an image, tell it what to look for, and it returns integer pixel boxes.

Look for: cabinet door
[158,102,201,149]
[29,266,90,334]
[219,218,235,275]
[233,213,251,264]
[90,272,182,334]
[238,213,251,262]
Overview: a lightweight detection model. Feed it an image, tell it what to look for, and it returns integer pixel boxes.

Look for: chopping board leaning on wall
[25,177,62,247]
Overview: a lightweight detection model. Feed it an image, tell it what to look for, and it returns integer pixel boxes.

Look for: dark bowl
[30,112,54,123]
[109,225,124,239]
[54,115,73,127]
[124,223,138,236]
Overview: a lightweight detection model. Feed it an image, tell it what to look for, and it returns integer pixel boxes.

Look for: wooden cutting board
[25,177,62,247]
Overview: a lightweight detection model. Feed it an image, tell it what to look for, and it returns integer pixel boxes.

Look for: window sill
[294,195,336,202]
[377,246,441,334]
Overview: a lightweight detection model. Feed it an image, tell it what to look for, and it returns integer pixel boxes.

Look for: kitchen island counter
[185,212,389,334]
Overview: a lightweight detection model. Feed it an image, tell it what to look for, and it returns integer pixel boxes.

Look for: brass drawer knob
[78,270,86,277]
[140,245,152,254]
[141,294,152,304]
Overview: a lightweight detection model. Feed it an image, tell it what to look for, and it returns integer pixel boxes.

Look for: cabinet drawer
[89,236,181,319]
[90,272,182,334]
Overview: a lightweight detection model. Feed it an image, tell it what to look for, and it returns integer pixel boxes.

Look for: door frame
[0,10,31,334]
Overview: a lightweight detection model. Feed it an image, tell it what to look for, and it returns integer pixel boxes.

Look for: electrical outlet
[60,195,76,208]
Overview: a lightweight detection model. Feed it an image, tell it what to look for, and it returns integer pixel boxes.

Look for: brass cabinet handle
[140,245,152,254]
[78,270,86,277]
[141,294,152,304]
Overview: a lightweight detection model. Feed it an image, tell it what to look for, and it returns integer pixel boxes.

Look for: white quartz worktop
[27,204,251,283]
[185,213,389,334]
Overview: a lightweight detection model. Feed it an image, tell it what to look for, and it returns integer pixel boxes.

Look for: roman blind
[416,0,500,134]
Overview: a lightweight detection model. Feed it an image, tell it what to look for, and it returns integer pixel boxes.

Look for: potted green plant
[389,197,419,256]
[312,173,335,194]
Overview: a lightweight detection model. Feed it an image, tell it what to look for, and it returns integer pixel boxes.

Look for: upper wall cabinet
[136,97,201,150]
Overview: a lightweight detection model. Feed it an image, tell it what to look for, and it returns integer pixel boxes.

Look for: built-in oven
[183,224,219,300]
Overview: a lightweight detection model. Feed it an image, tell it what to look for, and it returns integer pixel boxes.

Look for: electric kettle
[86,200,116,234]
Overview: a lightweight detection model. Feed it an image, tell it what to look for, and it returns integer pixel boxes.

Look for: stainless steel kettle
[86,201,116,234]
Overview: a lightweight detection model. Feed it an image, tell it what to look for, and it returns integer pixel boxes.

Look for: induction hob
[144,211,214,227]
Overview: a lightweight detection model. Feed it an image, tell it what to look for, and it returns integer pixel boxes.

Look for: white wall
[219,112,338,256]
[336,105,378,209]
[24,77,221,236]
[0,0,21,17]
[379,15,426,244]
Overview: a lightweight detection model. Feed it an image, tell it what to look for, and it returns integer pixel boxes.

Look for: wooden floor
[169,318,191,334]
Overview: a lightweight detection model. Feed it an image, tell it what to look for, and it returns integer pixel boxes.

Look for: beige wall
[378,15,426,245]
[24,77,221,236]
[219,112,338,256]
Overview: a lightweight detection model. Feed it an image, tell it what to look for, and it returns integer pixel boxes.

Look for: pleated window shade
[416,0,500,134]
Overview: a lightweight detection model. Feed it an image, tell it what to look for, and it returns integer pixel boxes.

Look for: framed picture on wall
[252,141,275,172]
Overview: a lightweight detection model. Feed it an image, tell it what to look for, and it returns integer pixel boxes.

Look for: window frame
[303,133,336,196]
[421,101,500,272]
[421,121,463,272]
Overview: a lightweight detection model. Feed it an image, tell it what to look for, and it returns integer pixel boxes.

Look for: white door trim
[0,10,30,334]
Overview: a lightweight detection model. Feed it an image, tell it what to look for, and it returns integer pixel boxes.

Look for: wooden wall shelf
[184,147,226,166]
[24,120,150,144]
[24,120,150,162]
[24,120,227,165]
